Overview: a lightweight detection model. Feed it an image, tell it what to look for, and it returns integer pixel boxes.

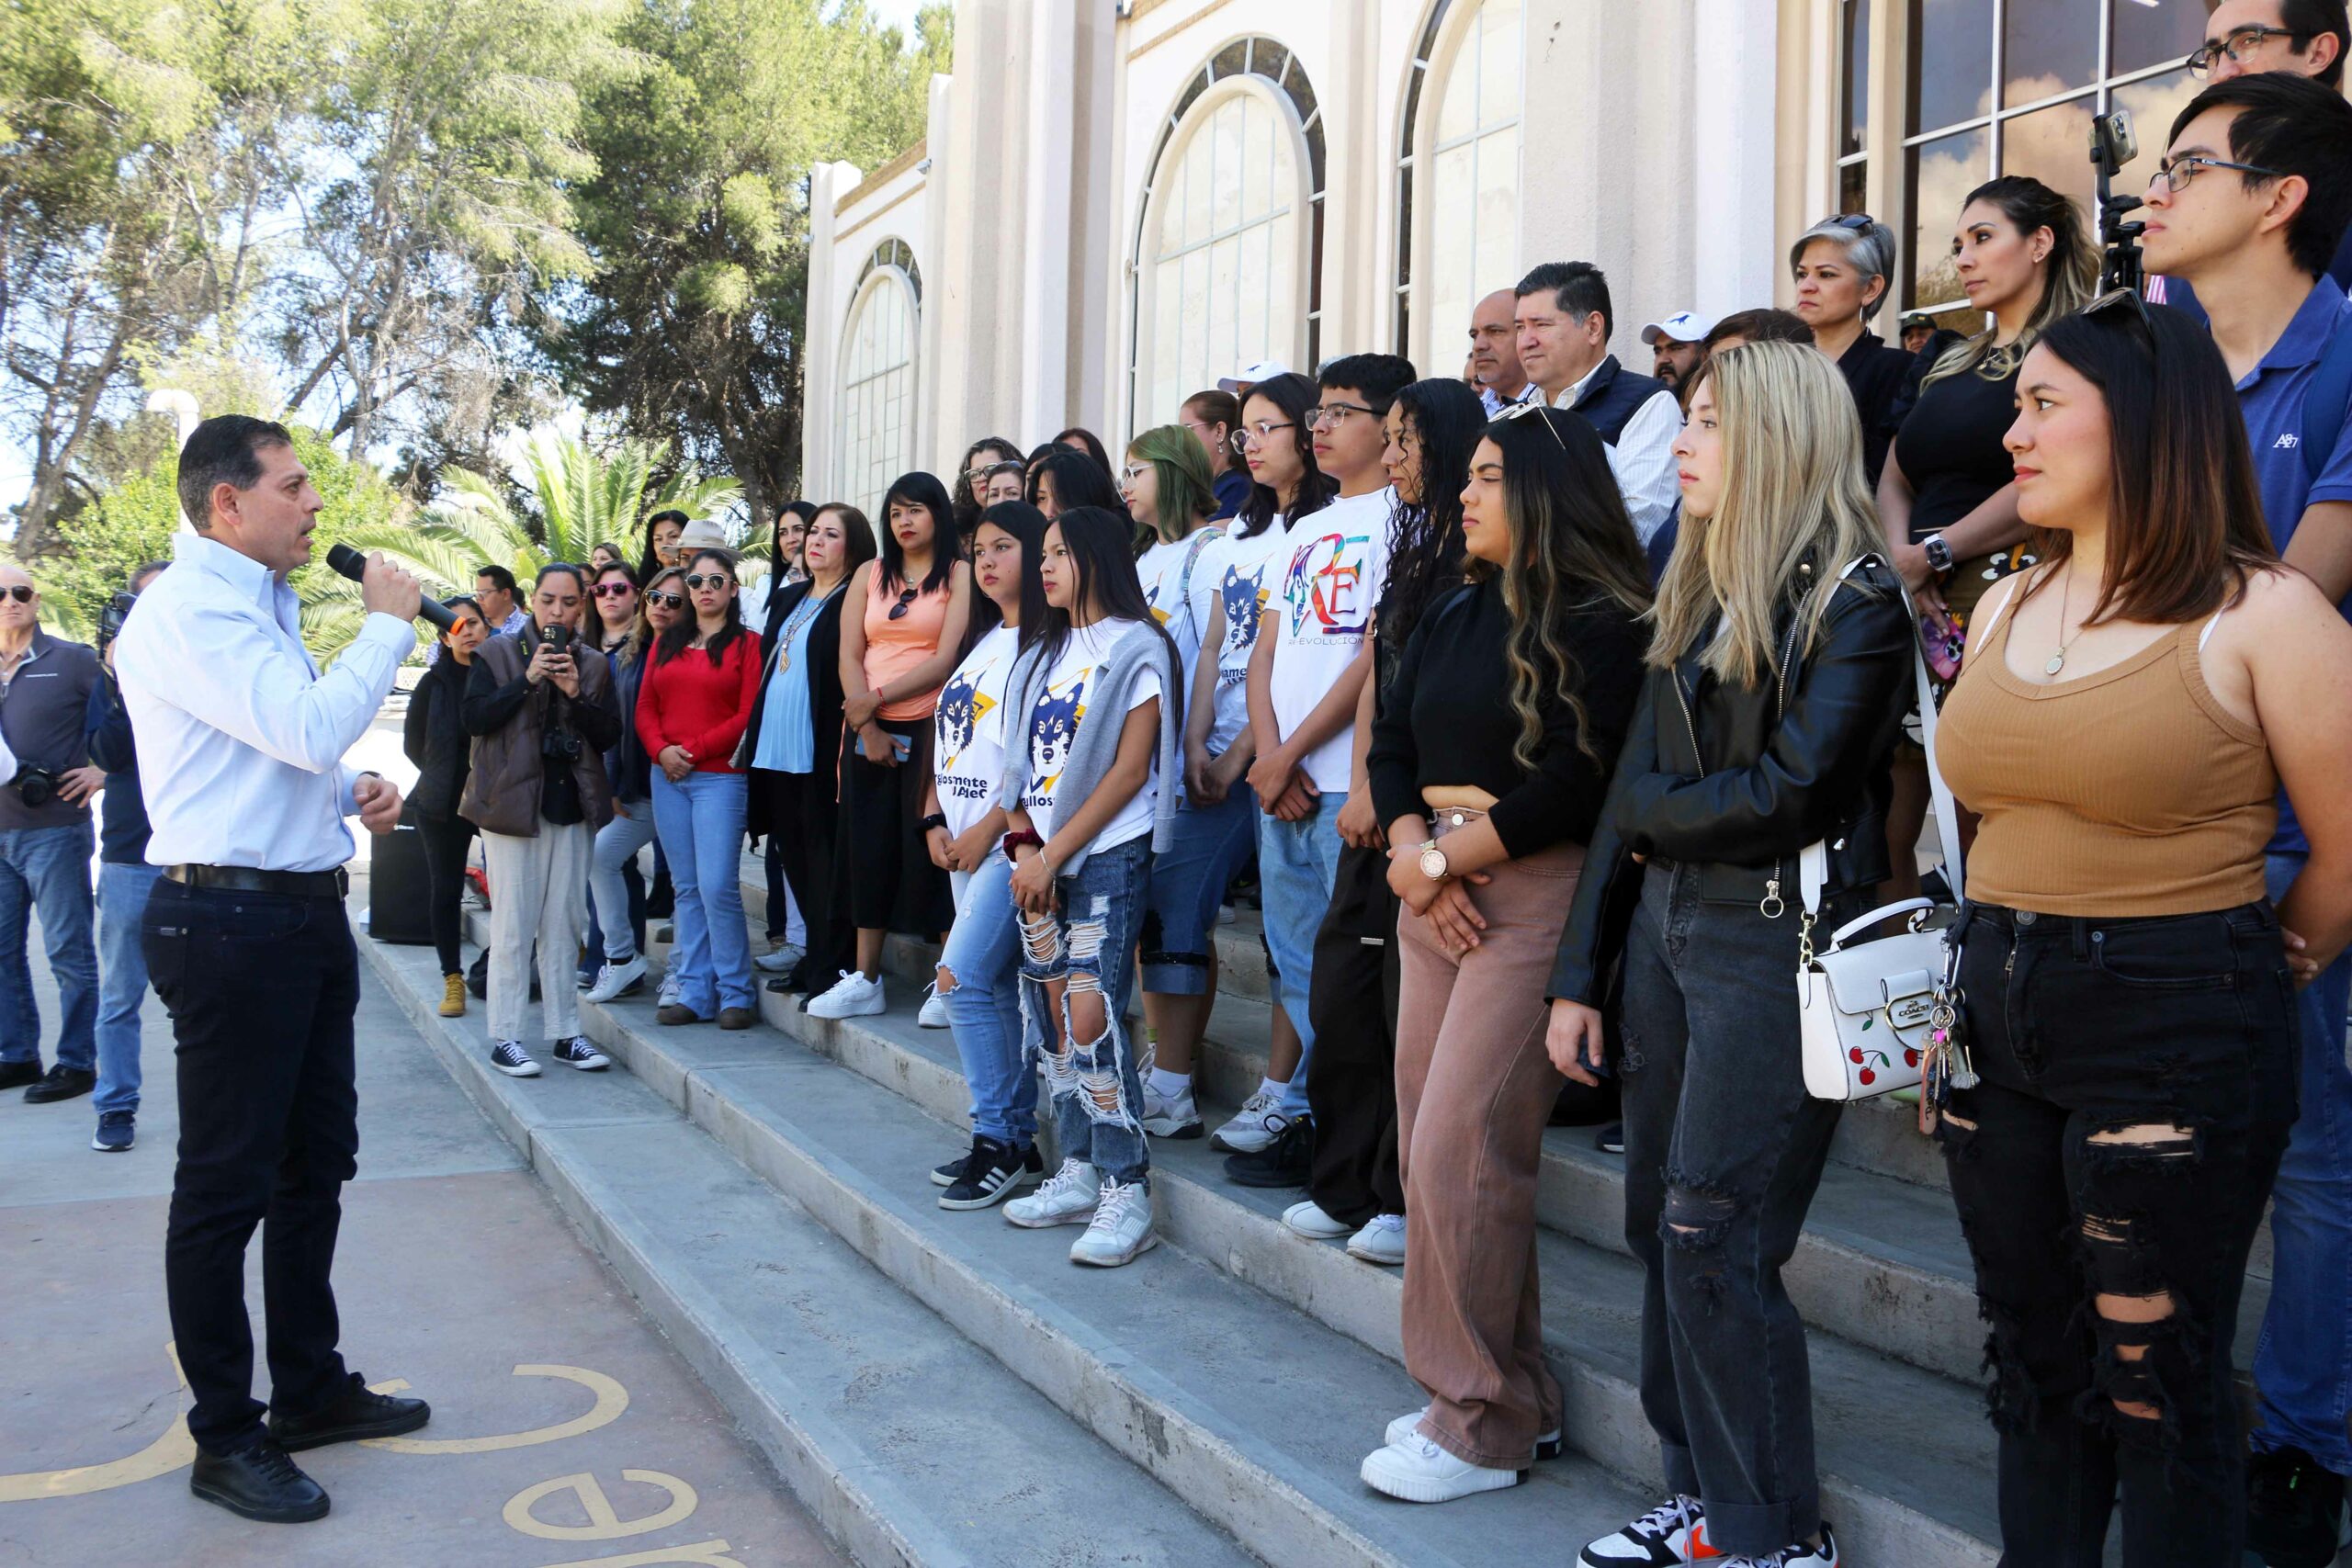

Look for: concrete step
[359,926,1265,1568]
[582,975,2006,1567]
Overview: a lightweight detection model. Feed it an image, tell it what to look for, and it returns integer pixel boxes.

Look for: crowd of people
[12,16,2352,1564]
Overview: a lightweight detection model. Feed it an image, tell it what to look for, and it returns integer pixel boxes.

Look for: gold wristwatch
[1418,839,1449,881]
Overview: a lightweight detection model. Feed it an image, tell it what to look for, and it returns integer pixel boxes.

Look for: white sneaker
[1578,1495,1709,1567]
[806,970,886,1020]
[583,955,649,1004]
[657,972,682,1010]
[1141,1078,1203,1138]
[1385,1406,1564,1461]
[1209,1088,1283,1152]
[1069,1176,1158,1266]
[1283,1199,1351,1239]
[1003,1158,1101,1228]
[1347,1213,1406,1265]
[1358,1432,1522,1503]
[753,940,804,975]
[918,984,950,1029]
[488,1040,541,1077]
[1732,1529,1838,1568]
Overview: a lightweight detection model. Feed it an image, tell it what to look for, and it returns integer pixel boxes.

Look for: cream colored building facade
[801,0,2211,514]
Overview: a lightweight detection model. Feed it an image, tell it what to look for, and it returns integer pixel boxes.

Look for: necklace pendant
[2044,651,2066,676]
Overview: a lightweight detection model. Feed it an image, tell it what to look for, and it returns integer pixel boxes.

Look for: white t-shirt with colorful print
[933,624,1019,839]
[1268,486,1393,795]
[1020,620,1162,851]
[1204,513,1291,755]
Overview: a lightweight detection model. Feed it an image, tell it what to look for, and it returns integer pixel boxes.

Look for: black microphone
[324,543,457,630]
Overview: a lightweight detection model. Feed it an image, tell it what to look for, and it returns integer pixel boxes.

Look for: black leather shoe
[22,1065,94,1104]
[267,1374,431,1451]
[1223,1113,1317,1189]
[189,1439,329,1523]
[0,1059,38,1092]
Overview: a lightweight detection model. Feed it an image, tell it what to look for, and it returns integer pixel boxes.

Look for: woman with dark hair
[1358,400,1650,1505]
[999,506,1183,1269]
[637,508,690,587]
[1181,389,1252,519]
[402,595,488,1018]
[810,474,974,1020]
[1932,298,2352,1565]
[1027,447,1126,524]
[1878,175,2098,902]
[750,500,820,964]
[926,501,1054,1207]
[585,561,639,656]
[583,566,680,1004]
[590,541,626,573]
[1552,345,1912,1568]
[1054,426,1114,477]
[577,561,646,989]
[954,437,1024,544]
[637,548,763,1029]
[743,505,876,998]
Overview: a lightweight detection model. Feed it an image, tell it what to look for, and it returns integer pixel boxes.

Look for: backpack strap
[2300,312,2352,482]
[1169,526,1222,644]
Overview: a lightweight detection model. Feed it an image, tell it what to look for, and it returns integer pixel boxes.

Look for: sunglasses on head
[592,581,635,599]
[1493,396,1569,452]
[1828,211,1880,231]
[887,587,918,621]
[645,590,684,609]
[0,586,35,604]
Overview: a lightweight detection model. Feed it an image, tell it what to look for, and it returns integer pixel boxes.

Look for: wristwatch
[1920,532,1954,574]
[1417,840,1450,881]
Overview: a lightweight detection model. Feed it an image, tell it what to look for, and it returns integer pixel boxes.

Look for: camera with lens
[11,764,58,807]
[96,591,136,650]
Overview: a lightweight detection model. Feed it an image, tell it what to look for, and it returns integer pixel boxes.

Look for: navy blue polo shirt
[2228,273,2352,854]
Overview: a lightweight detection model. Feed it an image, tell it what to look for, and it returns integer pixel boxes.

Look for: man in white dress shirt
[113,415,432,1524]
[1512,261,1684,543]
[1469,288,1537,416]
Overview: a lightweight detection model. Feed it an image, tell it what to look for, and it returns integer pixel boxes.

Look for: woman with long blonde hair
[1549,343,1914,1568]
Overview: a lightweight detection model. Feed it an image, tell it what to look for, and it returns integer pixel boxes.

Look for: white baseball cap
[1216,358,1293,395]
[1640,311,1718,346]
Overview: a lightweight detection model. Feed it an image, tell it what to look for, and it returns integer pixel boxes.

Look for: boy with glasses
[2139,69,2352,1567]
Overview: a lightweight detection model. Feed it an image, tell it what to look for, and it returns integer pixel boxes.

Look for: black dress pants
[1305,841,1405,1226]
[414,811,474,977]
[146,877,360,1454]
[763,767,851,992]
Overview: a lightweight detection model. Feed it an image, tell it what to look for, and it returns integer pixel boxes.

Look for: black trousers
[760,766,851,992]
[414,812,474,977]
[1941,900,2295,1568]
[147,878,360,1454]
[1305,842,1405,1226]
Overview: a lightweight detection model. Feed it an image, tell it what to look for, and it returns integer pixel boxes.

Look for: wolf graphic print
[1024,675,1088,815]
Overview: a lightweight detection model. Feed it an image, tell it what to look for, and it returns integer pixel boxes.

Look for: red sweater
[637,632,763,773]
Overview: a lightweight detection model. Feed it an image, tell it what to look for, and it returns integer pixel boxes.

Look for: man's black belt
[164,863,349,898]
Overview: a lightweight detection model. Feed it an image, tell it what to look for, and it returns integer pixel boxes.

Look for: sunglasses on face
[592,582,635,599]
[685,572,732,591]
[0,586,34,604]
[646,591,684,609]
[887,587,918,621]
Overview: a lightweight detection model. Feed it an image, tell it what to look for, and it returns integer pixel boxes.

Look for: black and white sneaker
[550,1036,610,1071]
[1578,1495,1706,1566]
[938,1135,1044,1211]
[489,1040,541,1077]
[1740,1527,1838,1567]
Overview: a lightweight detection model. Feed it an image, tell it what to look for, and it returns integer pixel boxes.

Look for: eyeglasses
[2147,152,2286,194]
[591,582,635,599]
[685,572,732,591]
[0,586,34,604]
[1493,396,1569,452]
[887,587,918,621]
[1228,420,1295,455]
[645,591,684,609]
[1120,461,1153,483]
[2188,24,2302,76]
[1306,402,1378,433]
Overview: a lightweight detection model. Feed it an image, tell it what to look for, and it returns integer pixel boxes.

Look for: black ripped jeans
[1940,901,2297,1568]
[1619,861,1843,1557]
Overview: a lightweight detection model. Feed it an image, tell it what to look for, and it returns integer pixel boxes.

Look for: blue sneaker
[91,1111,135,1153]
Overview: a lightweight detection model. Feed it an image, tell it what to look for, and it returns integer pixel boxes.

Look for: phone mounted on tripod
[2092,107,2147,293]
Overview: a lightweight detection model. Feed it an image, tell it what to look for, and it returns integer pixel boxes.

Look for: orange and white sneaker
[1578,1495,1718,1566]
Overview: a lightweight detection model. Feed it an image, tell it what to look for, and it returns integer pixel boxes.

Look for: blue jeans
[651,772,754,1015]
[938,853,1035,1146]
[0,820,96,1071]
[95,861,161,1115]
[1140,786,1256,995]
[588,799,656,965]
[1256,794,1348,1117]
[1022,837,1152,1187]
[2252,851,2352,1472]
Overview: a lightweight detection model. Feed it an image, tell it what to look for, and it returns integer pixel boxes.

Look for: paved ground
[0,901,845,1568]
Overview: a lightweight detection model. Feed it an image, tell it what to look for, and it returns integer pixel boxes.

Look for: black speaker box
[368,818,435,945]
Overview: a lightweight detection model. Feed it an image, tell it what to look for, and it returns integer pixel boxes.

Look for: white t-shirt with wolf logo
[1019,619,1162,851]
[933,624,1020,839]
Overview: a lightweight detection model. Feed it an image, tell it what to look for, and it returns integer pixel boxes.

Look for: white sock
[1258,1075,1288,1102]
[1148,1066,1191,1100]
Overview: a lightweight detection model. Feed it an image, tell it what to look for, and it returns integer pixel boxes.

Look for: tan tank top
[1939,599,2275,916]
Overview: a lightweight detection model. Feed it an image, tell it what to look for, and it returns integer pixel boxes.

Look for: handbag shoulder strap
[1798,557,1965,918]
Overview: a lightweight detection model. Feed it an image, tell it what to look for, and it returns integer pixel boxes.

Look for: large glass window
[1899,0,2207,321]
[1136,87,1304,431]
[836,262,917,518]
[1397,0,1522,371]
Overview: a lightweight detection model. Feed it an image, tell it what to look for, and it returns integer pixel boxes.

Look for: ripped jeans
[1618,860,1841,1559]
[1941,900,2295,1568]
[1020,836,1152,1188]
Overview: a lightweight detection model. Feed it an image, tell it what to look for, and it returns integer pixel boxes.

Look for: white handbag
[1796,569,1968,1102]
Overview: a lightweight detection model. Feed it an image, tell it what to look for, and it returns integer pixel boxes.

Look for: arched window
[835,240,922,516]
[1396,0,1523,368]
[1129,38,1327,434]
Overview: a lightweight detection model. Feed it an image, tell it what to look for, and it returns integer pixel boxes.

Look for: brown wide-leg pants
[1396,815,1580,1470]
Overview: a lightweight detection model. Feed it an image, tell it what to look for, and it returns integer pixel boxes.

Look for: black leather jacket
[1546,553,1913,1006]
